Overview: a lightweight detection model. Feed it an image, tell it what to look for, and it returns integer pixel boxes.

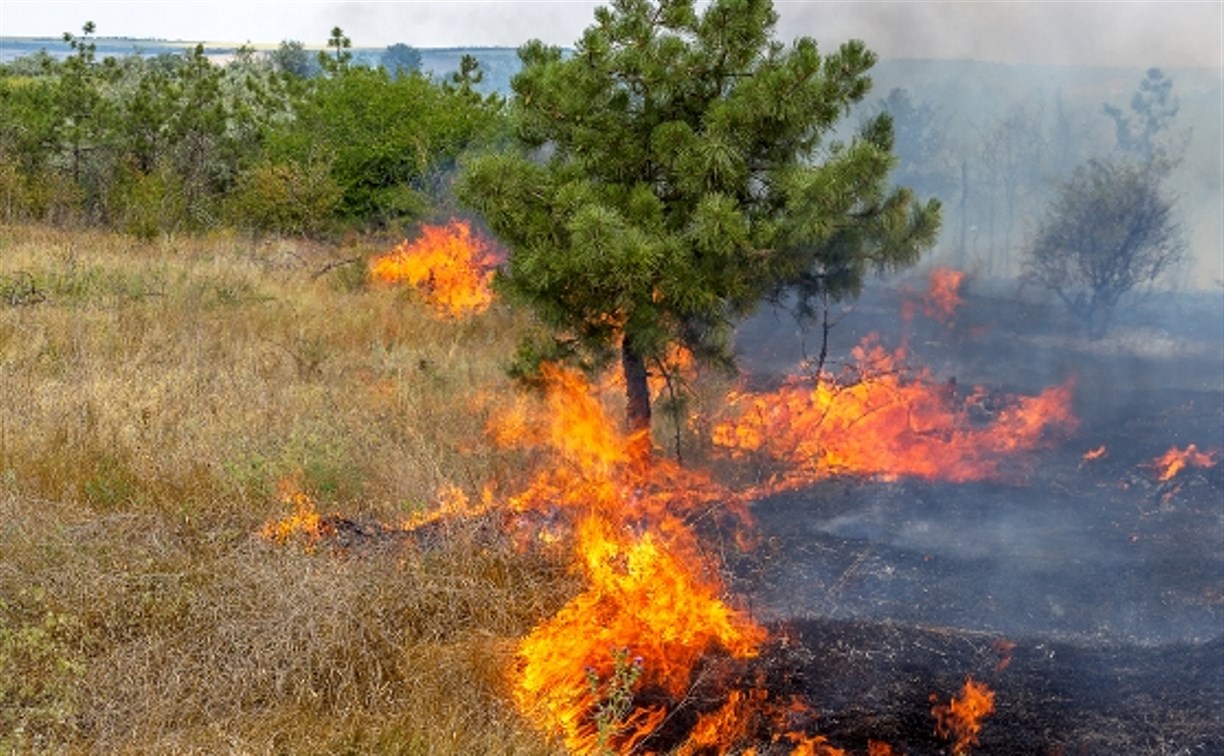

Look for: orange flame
[931,677,995,756]
[602,341,697,402]
[517,516,766,753]
[499,364,764,753]
[258,478,333,550]
[712,335,1077,488]
[675,688,771,754]
[1150,444,1219,482]
[924,268,966,327]
[369,219,501,318]
[1081,445,1108,462]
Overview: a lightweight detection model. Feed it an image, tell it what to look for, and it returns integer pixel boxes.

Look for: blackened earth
[714,279,1223,754]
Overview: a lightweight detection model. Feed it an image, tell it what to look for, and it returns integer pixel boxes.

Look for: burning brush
[256,268,1134,753]
[369,219,503,318]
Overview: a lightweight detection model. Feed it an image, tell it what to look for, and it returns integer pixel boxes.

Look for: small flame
[1081,445,1108,462]
[993,638,1017,672]
[369,219,501,318]
[924,268,966,327]
[602,341,697,402]
[258,478,333,549]
[1150,444,1219,481]
[401,483,499,531]
[931,677,996,756]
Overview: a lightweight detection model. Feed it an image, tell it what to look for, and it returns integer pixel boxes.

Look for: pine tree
[458,0,939,438]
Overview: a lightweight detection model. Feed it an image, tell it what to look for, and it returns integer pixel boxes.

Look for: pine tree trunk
[621,332,652,437]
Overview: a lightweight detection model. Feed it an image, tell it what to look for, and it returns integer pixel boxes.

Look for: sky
[1,0,1221,70]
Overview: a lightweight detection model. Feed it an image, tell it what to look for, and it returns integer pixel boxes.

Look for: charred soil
[722,280,1223,754]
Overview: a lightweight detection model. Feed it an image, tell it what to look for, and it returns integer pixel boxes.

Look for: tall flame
[923,268,967,327]
[369,219,501,318]
[497,364,765,754]
[931,677,996,755]
[712,335,1077,488]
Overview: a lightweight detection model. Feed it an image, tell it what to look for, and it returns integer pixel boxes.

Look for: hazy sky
[2,1,1221,69]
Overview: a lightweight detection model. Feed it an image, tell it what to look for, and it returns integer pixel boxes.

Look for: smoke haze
[3,1,1221,70]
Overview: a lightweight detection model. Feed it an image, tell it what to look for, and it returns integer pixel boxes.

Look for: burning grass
[3,223,1218,753]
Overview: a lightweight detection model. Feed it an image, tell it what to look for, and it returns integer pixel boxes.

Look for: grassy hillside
[0,224,572,753]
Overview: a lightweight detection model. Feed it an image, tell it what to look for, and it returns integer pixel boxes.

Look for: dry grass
[0,224,573,754]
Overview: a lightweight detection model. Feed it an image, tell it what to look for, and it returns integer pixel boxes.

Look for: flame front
[369,219,501,318]
[712,335,1077,488]
[517,517,766,753]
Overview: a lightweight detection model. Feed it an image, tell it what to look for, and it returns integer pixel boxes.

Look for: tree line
[0,4,1191,434]
[0,23,503,238]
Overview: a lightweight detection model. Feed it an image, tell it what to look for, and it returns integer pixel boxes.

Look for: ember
[368,219,502,317]
[1080,444,1107,462]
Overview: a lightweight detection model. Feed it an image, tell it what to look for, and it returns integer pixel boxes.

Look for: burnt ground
[716,279,1224,754]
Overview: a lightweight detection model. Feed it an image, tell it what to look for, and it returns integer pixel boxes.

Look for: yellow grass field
[0,224,573,754]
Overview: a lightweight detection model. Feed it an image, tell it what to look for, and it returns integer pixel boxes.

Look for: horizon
[1,1,1220,71]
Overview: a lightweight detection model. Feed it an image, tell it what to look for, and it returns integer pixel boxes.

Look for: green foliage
[111,161,187,240]
[1022,157,1185,339]
[584,647,644,755]
[458,0,939,431]
[228,155,343,235]
[381,43,423,78]
[270,64,504,229]
[0,21,504,236]
[0,598,85,746]
[321,27,354,74]
[269,39,321,79]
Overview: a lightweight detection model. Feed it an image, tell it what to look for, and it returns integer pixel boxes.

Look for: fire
[1081,445,1108,462]
[600,341,697,404]
[258,477,333,550]
[483,363,767,752]
[401,483,499,531]
[923,267,966,326]
[931,677,995,755]
[712,335,1077,488]
[516,516,766,753]
[1150,444,1219,481]
[368,219,501,317]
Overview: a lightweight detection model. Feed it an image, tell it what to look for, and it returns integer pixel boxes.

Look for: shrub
[228,156,342,236]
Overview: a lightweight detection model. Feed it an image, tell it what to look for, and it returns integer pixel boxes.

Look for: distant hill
[0,36,523,94]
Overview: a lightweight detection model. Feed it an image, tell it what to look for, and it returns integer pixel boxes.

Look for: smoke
[775,0,1222,70]
[265,0,1224,71]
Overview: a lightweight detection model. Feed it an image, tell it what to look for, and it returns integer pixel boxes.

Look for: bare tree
[1022,158,1185,339]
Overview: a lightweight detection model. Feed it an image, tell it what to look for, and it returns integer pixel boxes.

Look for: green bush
[227,156,343,236]
[111,162,189,240]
